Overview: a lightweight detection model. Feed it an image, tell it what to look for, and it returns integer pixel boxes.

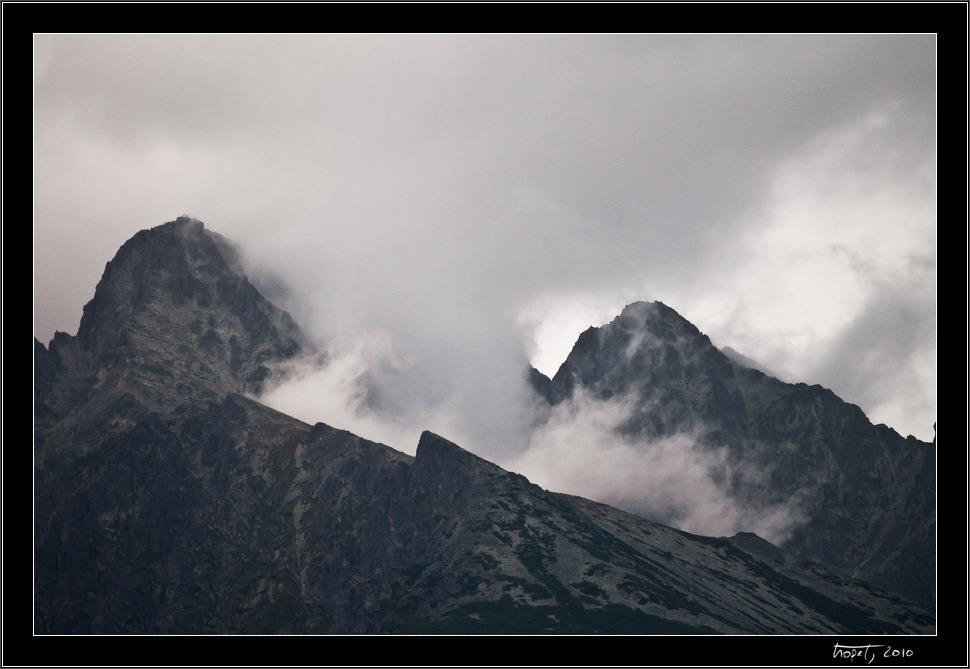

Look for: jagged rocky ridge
[529,301,936,611]
[34,218,934,634]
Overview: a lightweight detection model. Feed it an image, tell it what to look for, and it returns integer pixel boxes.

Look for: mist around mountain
[32,219,940,648]
[719,345,778,378]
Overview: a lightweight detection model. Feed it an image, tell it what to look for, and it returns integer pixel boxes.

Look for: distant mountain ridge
[33,218,935,634]
[528,300,936,610]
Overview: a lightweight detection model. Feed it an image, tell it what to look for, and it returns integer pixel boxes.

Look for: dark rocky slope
[529,300,936,611]
[34,219,934,634]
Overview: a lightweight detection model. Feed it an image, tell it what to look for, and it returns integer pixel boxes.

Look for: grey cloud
[809,264,936,439]
[35,34,936,460]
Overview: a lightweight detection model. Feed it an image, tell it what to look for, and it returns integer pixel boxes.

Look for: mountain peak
[71,218,303,406]
[616,300,703,339]
[531,298,936,610]
[619,299,664,317]
[77,218,218,350]
[540,299,715,407]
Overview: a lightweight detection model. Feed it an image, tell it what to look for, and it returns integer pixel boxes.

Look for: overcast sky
[34,34,937,464]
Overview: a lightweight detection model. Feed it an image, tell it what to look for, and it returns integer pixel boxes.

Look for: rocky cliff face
[34,220,935,634]
[529,300,936,611]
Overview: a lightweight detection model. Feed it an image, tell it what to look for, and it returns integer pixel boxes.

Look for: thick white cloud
[667,103,936,439]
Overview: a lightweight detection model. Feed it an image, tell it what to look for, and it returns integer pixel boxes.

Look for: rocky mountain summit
[34,217,302,456]
[529,300,936,611]
[34,219,935,634]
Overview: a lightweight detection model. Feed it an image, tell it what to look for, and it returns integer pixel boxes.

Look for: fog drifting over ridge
[35,34,937,471]
[505,389,809,545]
